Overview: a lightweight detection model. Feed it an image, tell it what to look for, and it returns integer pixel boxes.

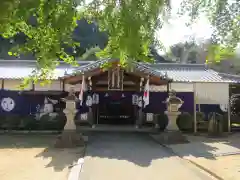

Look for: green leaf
[7,51,13,56]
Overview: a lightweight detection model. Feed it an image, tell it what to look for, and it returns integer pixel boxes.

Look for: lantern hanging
[138,96,143,107]
[132,94,138,105]
[92,93,99,104]
[86,95,93,107]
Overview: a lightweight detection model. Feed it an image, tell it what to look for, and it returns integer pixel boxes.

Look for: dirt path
[0,135,84,180]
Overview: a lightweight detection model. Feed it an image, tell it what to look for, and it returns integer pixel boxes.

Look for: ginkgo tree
[0,0,239,81]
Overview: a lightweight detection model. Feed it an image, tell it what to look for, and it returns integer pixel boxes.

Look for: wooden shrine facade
[62,59,171,92]
[60,59,172,128]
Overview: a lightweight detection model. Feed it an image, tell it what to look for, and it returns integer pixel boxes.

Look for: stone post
[153,114,159,129]
[136,109,144,128]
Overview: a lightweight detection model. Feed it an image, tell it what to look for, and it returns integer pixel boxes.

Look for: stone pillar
[136,109,144,128]
[164,111,181,131]
[153,114,159,129]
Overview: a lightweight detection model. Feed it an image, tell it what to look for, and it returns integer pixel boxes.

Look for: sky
[156,0,213,53]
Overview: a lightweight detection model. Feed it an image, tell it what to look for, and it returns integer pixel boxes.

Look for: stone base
[54,130,85,148]
[164,111,181,131]
[151,131,189,145]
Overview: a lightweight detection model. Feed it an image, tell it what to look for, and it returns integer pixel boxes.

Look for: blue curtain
[0,90,30,115]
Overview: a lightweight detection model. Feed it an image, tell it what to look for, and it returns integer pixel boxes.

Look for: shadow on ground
[0,132,239,169]
[156,133,240,160]
[83,132,240,168]
[0,134,84,172]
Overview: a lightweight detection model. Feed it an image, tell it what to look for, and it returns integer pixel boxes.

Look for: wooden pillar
[136,77,144,128]
[227,87,231,132]
[193,83,197,133]
[88,76,95,128]
[1,79,4,89]
[167,82,170,93]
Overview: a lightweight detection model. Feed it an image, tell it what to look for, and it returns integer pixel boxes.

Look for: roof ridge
[148,63,208,68]
[219,72,240,78]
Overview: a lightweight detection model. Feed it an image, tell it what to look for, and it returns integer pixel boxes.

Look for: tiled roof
[0,67,74,80]
[0,60,91,80]
[148,63,234,83]
[0,60,236,83]
[70,59,169,79]
[218,73,240,83]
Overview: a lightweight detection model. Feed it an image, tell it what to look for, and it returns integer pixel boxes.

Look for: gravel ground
[186,155,240,180]
[0,134,84,180]
[80,132,217,180]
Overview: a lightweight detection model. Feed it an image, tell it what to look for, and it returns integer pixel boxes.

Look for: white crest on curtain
[1,97,15,112]
[220,104,228,112]
[81,113,88,121]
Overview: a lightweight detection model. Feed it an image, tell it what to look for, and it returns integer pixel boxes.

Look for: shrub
[38,113,66,130]
[52,112,67,130]
[38,114,52,130]
[1,114,22,130]
[176,112,193,132]
[230,94,240,116]
[19,115,38,130]
[0,115,6,129]
[155,113,169,131]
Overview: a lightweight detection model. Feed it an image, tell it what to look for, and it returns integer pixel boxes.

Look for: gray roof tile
[0,67,74,80]
[148,63,234,83]
[0,60,236,83]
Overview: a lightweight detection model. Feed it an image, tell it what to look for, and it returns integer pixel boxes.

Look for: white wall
[195,83,229,104]
[2,79,32,90]
[34,80,63,91]
[64,83,81,92]
[1,79,65,91]
[150,82,193,92]
[151,82,229,105]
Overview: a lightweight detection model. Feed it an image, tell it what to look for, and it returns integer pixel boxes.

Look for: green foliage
[38,113,66,130]
[179,0,239,62]
[0,0,239,87]
[156,113,169,131]
[0,0,82,87]
[1,114,21,130]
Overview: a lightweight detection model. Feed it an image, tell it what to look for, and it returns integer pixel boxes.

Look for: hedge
[176,112,193,132]
[155,113,169,131]
[0,113,67,131]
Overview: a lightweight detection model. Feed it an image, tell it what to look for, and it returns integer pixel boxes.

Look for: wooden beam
[1,79,4,89]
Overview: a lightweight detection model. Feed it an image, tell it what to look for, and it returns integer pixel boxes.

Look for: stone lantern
[163,90,184,131]
[54,87,84,148]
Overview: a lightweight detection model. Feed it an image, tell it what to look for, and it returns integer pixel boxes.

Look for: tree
[179,0,239,61]
[166,40,205,63]
[0,0,239,80]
